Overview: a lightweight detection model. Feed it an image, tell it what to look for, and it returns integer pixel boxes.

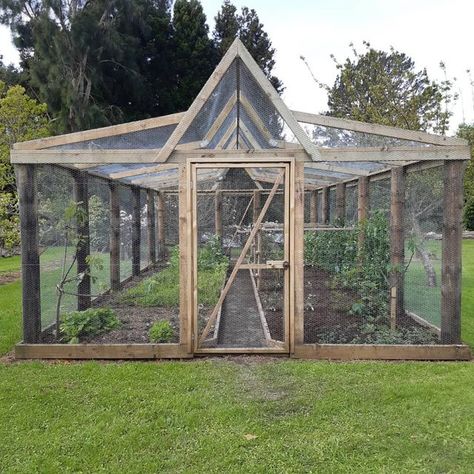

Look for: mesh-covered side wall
[404,166,443,331]
[37,165,77,331]
[328,187,336,224]
[302,165,440,345]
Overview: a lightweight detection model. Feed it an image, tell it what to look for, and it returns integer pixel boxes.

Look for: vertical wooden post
[215,190,223,241]
[131,186,141,276]
[253,189,262,288]
[109,182,120,291]
[16,165,41,343]
[147,190,156,264]
[310,190,318,225]
[293,160,305,350]
[321,187,329,224]
[335,182,346,222]
[390,167,405,329]
[73,170,91,310]
[156,191,166,261]
[358,176,369,251]
[441,161,463,344]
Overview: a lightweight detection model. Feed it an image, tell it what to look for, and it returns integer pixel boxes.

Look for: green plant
[463,197,474,231]
[198,235,228,269]
[148,320,174,343]
[60,307,120,343]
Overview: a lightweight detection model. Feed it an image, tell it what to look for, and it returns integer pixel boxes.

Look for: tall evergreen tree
[0,0,176,132]
[172,0,217,111]
[214,0,283,93]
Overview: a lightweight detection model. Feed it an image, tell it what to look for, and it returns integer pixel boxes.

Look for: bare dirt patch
[0,271,20,286]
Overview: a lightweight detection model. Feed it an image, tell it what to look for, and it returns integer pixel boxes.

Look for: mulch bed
[42,266,180,344]
[262,266,439,345]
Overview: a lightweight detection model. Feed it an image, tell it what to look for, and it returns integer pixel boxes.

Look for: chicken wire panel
[197,167,286,349]
[88,176,111,297]
[369,177,391,217]
[404,165,443,334]
[140,189,149,270]
[37,165,77,333]
[302,171,439,345]
[301,123,431,148]
[239,61,299,146]
[345,184,358,225]
[179,59,237,146]
[48,124,177,150]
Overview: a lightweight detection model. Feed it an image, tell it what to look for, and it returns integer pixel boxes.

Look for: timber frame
[12,38,471,360]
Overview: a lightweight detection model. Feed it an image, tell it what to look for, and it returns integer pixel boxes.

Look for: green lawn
[0,360,473,472]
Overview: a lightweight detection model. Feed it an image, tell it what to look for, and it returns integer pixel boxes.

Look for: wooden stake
[441,160,464,344]
[131,186,141,276]
[147,190,156,264]
[16,164,41,343]
[73,170,91,310]
[310,190,318,225]
[156,191,166,261]
[321,187,329,224]
[335,182,346,222]
[357,176,369,251]
[253,190,262,289]
[215,190,223,240]
[390,167,405,327]
[109,182,120,291]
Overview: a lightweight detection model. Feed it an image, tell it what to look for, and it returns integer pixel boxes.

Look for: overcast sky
[1,0,473,133]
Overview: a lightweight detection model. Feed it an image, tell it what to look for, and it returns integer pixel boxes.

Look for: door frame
[186,157,296,354]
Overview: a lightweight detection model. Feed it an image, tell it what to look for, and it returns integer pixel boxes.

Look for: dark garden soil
[85,267,179,344]
[261,266,439,345]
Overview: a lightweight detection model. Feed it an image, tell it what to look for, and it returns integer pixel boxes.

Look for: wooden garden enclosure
[11,39,472,360]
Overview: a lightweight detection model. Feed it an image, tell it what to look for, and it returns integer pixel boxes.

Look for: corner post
[131,186,141,276]
[16,164,41,343]
[73,170,91,310]
[109,182,120,291]
[147,190,156,264]
[441,160,464,344]
[390,167,405,329]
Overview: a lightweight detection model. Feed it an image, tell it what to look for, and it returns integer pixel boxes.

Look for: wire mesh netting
[31,165,181,344]
[403,165,443,333]
[196,167,287,349]
[303,163,442,345]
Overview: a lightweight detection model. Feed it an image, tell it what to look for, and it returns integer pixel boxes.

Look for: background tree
[214,0,283,92]
[318,42,456,287]
[0,81,50,254]
[172,0,217,111]
[327,42,453,134]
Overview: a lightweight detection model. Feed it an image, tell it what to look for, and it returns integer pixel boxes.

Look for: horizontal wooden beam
[293,344,472,360]
[319,145,470,162]
[293,110,468,147]
[14,112,185,151]
[15,343,192,359]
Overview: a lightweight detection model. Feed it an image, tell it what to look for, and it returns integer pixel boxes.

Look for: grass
[0,254,21,273]
[0,360,473,472]
[0,279,22,355]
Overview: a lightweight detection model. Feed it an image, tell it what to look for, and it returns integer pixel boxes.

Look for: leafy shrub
[198,235,227,269]
[149,320,174,343]
[60,307,120,343]
[463,197,474,231]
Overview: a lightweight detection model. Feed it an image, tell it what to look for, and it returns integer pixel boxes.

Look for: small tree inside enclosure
[11,39,471,360]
